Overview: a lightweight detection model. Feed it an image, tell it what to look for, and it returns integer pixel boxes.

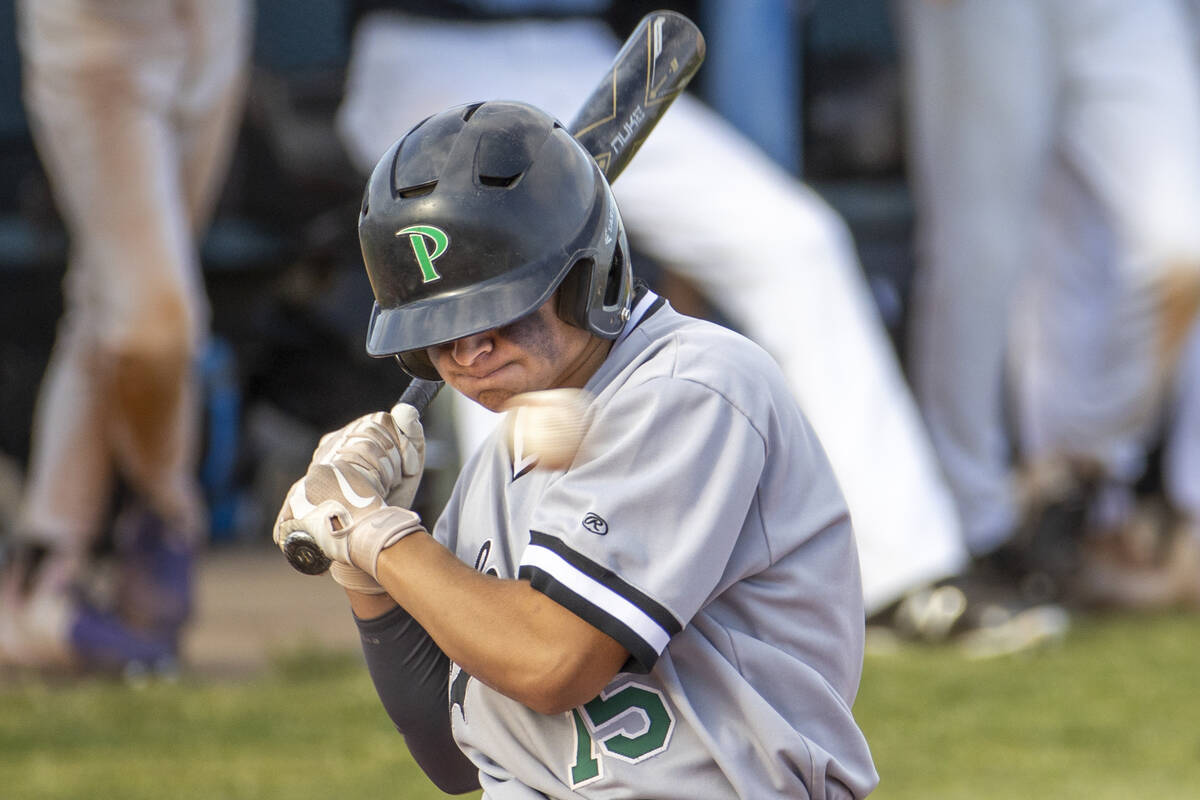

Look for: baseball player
[0,0,252,672]
[274,102,879,798]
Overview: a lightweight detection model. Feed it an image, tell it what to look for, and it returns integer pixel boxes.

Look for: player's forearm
[347,587,399,618]
[373,530,626,714]
[354,604,480,794]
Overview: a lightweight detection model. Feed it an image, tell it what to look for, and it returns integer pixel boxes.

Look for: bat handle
[282,376,444,576]
[395,376,443,414]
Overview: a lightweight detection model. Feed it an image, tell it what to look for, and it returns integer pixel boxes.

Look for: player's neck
[553,336,612,391]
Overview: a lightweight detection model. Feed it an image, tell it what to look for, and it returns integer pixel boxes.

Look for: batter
[275,100,878,798]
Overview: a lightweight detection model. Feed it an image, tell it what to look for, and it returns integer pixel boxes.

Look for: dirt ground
[182,543,363,679]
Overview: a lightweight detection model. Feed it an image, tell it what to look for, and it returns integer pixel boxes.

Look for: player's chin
[472,389,517,413]
[452,378,522,413]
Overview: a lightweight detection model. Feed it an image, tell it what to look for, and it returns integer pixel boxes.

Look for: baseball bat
[568,9,706,183]
[282,10,705,576]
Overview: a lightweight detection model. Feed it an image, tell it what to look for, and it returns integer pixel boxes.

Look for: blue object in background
[700,0,803,175]
[198,337,241,542]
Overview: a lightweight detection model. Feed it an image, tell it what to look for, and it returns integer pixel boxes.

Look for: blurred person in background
[894,0,1200,618]
[335,0,973,627]
[0,0,253,675]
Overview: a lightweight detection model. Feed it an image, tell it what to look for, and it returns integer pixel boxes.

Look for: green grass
[858,612,1200,798]
[1,613,1197,799]
[0,647,480,800]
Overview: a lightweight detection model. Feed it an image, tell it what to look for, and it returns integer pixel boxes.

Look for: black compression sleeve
[355,605,480,794]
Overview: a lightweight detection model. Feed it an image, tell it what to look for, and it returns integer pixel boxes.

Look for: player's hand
[310,403,425,509]
[273,459,424,579]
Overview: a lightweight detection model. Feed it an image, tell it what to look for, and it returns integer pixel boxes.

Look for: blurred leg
[1165,324,1200,524]
[7,0,250,669]
[896,0,1055,554]
[1052,0,1200,469]
[1010,162,1144,484]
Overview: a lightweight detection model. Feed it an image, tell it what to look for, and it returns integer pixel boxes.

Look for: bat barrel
[568,10,705,183]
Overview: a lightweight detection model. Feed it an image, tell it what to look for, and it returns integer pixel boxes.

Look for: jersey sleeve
[518,374,766,672]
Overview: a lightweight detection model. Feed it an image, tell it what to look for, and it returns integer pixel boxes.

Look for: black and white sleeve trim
[518,531,682,672]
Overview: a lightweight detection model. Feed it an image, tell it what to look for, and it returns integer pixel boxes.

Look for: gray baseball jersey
[432,290,878,799]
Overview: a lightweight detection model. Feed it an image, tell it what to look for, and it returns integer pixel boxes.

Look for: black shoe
[889,556,1070,657]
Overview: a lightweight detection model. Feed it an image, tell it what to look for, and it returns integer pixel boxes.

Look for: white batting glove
[310,403,425,508]
[273,460,425,581]
[274,403,426,586]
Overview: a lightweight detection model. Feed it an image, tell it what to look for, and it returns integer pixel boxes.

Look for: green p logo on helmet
[397,225,449,283]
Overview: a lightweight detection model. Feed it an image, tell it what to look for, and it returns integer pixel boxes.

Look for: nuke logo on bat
[396,224,449,283]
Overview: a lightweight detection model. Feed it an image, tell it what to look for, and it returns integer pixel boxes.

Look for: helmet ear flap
[600,240,629,309]
[555,236,632,339]
[556,257,595,331]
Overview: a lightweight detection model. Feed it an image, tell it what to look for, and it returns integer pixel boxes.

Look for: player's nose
[450,332,494,365]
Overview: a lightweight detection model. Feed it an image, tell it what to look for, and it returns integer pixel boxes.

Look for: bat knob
[282,531,332,575]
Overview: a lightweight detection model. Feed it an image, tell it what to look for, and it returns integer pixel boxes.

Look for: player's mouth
[455,360,517,382]
[444,361,524,396]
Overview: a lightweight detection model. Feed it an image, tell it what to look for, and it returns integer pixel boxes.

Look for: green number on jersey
[569,682,676,788]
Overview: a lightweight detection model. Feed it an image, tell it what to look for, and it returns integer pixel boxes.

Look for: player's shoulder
[647,303,780,372]
[615,303,791,414]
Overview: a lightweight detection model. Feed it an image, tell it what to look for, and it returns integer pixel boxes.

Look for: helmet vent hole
[480,172,523,188]
[603,247,624,307]
[462,102,485,122]
[398,181,438,198]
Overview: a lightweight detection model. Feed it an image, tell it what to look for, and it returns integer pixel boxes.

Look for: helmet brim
[364,251,579,357]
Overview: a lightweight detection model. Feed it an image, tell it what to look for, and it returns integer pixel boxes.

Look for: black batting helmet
[358,100,633,380]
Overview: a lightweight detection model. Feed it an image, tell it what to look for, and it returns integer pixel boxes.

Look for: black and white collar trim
[615,283,664,346]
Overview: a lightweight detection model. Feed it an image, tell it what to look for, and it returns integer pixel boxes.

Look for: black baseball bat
[282,10,705,576]
[568,9,706,183]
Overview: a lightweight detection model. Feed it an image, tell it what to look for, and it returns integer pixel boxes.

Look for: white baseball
[504,388,592,471]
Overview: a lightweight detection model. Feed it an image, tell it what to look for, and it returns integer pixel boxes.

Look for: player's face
[426,298,611,412]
